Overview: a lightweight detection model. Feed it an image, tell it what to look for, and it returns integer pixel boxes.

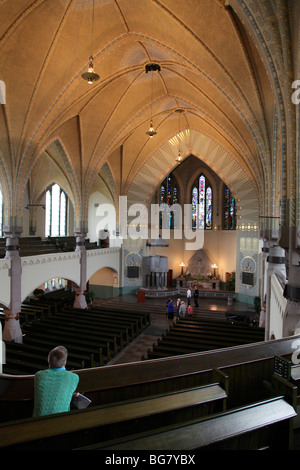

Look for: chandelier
[81,0,99,84]
[175,108,184,164]
[145,63,161,137]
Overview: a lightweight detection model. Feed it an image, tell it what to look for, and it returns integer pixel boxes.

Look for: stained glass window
[160,176,179,229]
[223,185,237,230]
[191,174,212,230]
[206,186,212,229]
[45,184,68,237]
[192,187,198,230]
[199,175,205,229]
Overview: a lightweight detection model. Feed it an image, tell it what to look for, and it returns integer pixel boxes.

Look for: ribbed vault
[0,0,296,231]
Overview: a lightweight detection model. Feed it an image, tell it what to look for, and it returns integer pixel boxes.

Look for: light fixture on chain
[145,63,160,137]
[82,0,99,84]
[175,108,184,164]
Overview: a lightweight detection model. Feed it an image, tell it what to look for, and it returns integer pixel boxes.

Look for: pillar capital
[2,225,23,239]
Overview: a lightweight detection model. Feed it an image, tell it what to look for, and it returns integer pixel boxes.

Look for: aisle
[94,294,256,365]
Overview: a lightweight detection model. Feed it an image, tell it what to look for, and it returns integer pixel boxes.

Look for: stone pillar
[283,265,300,337]
[2,228,23,343]
[265,245,286,340]
[73,230,88,309]
[155,272,159,290]
[261,240,269,304]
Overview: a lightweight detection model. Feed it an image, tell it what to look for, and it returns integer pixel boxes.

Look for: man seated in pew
[33,345,80,417]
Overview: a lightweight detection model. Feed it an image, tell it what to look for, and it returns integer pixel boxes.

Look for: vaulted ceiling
[0,0,291,228]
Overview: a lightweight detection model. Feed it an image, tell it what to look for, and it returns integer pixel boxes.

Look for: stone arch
[21,276,79,304]
[88,266,119,299]
[127,129,259,226]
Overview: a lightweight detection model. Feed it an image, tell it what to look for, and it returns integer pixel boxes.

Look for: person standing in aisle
[194,285,199,307]
[187,288,191,306]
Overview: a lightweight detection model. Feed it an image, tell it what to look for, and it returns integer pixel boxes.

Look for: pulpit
[143,255,169,290]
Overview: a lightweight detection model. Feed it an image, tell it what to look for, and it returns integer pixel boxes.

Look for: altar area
[138,249,232,301]
[175,276,220,291]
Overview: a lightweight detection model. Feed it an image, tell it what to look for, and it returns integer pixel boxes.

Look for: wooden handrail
[0,334,298,402]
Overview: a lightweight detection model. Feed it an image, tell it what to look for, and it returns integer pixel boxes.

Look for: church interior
[0,0,300,451]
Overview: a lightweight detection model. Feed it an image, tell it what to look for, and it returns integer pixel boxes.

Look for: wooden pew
[0,335,298,425]
[147,342,229,360]
[38,289,75,308]
[90,395,296,450]
[88,306,150,329]
[32,316,127,351]
[24,298,65,316]
[166,330,265,346]
[19,309,44,326]
[170,317,264,336]
[25,317,121,355]
[23,299,59,314]
[161,329,262,347]
[4,341,87,373]
[12,336,96,368]
[4,298,151,375]
[22,323,114,362]
[63,308,144,337]
[20,328,104,366]
[56,309,137,341]
[20,304,50,324]
[0,370,228,450]
[52,311,131,343]
[146,320,264,359]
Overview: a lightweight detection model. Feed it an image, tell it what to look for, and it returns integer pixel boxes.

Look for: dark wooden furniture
[0,369,228,450]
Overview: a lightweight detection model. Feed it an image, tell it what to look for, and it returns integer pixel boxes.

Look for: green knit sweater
[33,367,79,417]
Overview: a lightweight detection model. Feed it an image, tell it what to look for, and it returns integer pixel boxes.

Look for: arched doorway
[88,267,119,299]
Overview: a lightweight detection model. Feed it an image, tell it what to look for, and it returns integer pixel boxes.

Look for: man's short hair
[48,346,68,368]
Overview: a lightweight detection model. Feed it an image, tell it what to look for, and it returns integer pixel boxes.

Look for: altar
[176,277,220,290]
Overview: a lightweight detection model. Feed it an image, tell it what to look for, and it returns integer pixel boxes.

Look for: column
[283,264,300,337]
[2,228,23,343]
[265,245,286,340]
[73,230,88,309]
[157,273,160,289]
[261,239,269,304]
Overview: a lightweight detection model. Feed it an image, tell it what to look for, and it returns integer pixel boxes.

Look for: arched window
[160,175,179,229]
[191,174,212,230]
[45,184,68,237]
[223,185,237,230]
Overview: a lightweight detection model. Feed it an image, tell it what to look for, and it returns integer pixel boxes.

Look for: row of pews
[0,236,100,258]
[146,316,265,360]
[0,295,299,450]
[2,291,150,375]
[0,336,299,450]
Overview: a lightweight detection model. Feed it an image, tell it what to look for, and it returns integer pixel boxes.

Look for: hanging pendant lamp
[175,108,184,164]
[82,0,99,84]
[145,63,160,137]
[146,119,157,138]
